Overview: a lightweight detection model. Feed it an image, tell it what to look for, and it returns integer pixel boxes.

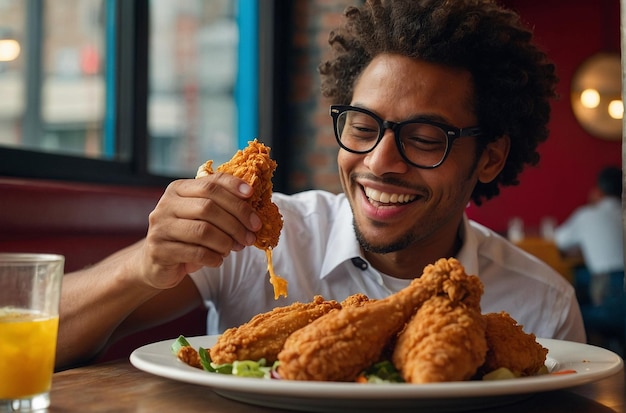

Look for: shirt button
[351,257,368,270]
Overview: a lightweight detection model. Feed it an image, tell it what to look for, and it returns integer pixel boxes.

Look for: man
[554,166,623,345]
[56,0,585,369]
[555,165,624,302]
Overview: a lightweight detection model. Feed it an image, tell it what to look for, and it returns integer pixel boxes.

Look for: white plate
[130,335,623,413]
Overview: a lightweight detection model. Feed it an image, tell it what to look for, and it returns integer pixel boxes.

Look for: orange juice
[0,309,59,399]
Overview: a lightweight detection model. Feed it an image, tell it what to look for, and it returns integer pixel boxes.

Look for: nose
[363,129,409,175]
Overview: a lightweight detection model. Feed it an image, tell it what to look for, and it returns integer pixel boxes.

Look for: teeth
[364,187,416,204]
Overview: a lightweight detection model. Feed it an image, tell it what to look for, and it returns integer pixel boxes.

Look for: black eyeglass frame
[329,104,482,169]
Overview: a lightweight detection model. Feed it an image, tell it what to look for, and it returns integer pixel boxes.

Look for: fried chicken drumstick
[277,258,483,382]
[479,311,548,377]
[196,139,287,299]
[392,297,486,383]
[210,295,342,365]
[392,259,486,383]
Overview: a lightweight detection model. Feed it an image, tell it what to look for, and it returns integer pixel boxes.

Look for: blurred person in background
[555,166,624,353]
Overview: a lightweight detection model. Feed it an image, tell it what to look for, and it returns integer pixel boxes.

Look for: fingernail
[239,183,252,196]
[249,213,262,229]
[232,242,245,251]
[246,232,256,246]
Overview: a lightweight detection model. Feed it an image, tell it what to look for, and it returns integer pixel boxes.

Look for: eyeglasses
[330,105,482,169]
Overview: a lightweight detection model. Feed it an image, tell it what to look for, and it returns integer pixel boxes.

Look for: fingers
[178,173,261,240]
[145,173,263,271]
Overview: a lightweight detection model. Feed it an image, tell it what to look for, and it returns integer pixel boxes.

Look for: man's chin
[354,224,412,255]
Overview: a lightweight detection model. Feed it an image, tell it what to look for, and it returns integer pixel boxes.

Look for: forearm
[55,241,160,369]
[54,174,261,369]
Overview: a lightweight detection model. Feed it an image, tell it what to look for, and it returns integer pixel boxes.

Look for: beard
[353,218,417,254]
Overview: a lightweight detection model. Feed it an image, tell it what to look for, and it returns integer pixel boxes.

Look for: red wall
[466,0,622,234]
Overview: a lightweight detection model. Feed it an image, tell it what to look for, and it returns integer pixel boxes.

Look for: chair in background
[514,237,574,283]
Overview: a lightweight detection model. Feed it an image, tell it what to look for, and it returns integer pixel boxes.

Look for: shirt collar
[455,213,480,276]
[320,196,362,279]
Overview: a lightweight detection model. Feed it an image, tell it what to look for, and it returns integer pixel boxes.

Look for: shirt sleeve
[554,208,585,251]
[552,292,587,343]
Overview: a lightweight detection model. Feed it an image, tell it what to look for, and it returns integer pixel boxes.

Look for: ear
[477,135,510,183]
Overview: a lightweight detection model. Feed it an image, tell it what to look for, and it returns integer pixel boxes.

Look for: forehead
[352,54,475,123]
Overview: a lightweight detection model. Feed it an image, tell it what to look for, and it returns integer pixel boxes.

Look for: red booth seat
[0,177,207,363]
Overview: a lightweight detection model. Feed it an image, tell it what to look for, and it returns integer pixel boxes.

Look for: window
[148,0,257,176]
[0,0,112,159]
[0,0,268,185]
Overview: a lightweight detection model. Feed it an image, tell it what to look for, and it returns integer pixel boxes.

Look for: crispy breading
[340,293,372,308]
[479,311,549,377]
[176,345,202,369]
[392,258,486,383]
[209,295,341,365]
[196,139,287,298]
[392,295,487,383]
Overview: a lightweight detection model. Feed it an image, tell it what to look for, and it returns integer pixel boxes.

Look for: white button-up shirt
[191,190,585,342]
[555,197,624,275]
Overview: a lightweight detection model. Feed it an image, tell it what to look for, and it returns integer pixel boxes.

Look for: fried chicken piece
[277,258,480,382]
[392,259,486,383]
[176,345,202,369]
[340,293,372,308]
[392,295,487,383]
[209,295,341,365]
[277,297,412,382]
[478,311,548,377]
[196,139,287,299]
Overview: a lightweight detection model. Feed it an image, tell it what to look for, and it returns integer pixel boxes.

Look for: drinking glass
[0,253,64,412]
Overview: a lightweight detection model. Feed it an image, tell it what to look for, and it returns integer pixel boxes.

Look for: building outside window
[0,0,256,180]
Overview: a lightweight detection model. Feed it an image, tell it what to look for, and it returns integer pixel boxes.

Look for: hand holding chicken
[196,139,287,299]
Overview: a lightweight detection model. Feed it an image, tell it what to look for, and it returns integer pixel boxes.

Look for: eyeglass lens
[335,110,450,168]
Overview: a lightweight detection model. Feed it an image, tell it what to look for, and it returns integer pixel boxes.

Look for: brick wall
[286,0,353,194]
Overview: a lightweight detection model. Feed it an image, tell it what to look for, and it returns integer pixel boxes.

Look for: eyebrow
[350,102,457,126]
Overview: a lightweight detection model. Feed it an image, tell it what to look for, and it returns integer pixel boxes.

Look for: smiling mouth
[363,186,417,205]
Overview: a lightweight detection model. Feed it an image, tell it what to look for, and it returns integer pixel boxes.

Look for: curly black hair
[319,0,558,205]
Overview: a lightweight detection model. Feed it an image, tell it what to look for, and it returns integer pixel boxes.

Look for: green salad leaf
[359,360,405,383]
[171,335,192,354]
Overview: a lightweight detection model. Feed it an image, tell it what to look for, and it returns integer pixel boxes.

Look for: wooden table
[50,360,624,413]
